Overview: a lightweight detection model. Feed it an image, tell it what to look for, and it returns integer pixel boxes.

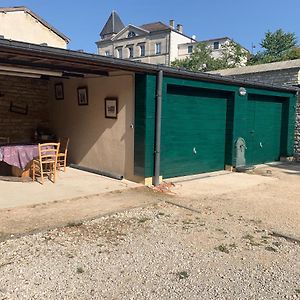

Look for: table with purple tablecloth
[0,144,39,171]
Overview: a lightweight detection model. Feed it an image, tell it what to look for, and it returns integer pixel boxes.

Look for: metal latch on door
[193,147,197,154]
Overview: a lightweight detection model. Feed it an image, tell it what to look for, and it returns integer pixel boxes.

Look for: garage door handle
[193,147,197,154]
[260,142,263,148]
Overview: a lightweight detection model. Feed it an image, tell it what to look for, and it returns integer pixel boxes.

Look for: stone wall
[0,75,50,143]
[295,100,300,156]
[229,69,300,156]
[229,68,299,86]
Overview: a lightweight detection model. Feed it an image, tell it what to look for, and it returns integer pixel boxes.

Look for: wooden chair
[32,142,60,184]
[0,137,9,145]
[57,138,69,172]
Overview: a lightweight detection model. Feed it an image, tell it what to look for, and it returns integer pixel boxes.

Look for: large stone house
[96,11,196,66]
[96,12,249,67]
[0,6,69,48]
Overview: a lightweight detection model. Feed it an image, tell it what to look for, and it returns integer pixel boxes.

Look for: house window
[128,46,134,58]
[213,41,220,50]
[116,48,123,59]
[155,43,161,55]
[140,44,145,57]
[188,45,193,54]
[105,50,110,56]
[128,31,136,38]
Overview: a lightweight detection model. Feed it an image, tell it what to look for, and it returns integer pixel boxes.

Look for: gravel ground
[0,201,299,300]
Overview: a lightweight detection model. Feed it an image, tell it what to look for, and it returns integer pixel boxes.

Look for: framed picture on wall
[77,87,88,106]
[105,98,118,119]
[55,83,64,100]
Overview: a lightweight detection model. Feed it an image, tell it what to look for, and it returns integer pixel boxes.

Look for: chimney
[169,20,175,29]
[177,24,183,33]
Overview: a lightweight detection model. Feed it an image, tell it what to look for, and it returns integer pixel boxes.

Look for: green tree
[172,41,247,72]
[218,40,248,68]
[172,42,219,72]
[248,29,299,65]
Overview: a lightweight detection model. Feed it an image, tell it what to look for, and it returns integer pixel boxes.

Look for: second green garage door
[161,85,230,178]
[245,94,284,165]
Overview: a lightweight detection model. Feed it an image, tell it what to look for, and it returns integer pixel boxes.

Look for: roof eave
[0,39,297,93]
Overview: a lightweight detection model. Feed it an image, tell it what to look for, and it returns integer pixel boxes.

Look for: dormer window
[128,31,136,38]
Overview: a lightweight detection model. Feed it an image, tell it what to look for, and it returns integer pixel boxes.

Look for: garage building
[0,39,297,185]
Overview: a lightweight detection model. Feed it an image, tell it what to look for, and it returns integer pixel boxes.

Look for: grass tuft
[138,217,150,223]
[66,221,83,228]
[243,234,255,240]
[76,267,84,274]
[265,246,277,252]
[177,271,189,280]
[216,244,230,254]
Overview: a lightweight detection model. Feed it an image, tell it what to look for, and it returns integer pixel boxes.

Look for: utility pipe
[154,70,163,186]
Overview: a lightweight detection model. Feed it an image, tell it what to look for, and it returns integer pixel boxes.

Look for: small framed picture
[105,98,118,119]
[77,87,88,106]
[55,83,64,100]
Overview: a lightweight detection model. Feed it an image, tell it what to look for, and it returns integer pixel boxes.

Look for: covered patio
[0,39,144,185]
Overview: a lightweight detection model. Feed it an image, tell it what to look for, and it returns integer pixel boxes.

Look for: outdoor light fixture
[239,87,247,96]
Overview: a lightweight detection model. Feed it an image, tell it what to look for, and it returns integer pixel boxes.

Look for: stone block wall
[295,99,300,156]
[0,75,50,143]
[229,69,300,156]
[230,68,299,86]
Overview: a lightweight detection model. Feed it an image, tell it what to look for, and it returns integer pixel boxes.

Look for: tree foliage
[172,41,247,72]
[219,41,247,68]
[248,29,299,65]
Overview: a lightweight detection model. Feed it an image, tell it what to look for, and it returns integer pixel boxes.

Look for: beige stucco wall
[169,31,192,62]
[177,39,248,66]
[0,11,67,48]
[49,73,139,181]
[177,40,228,60]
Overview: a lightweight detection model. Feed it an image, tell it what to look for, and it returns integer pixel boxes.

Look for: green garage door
[161,85,229,178]
[245,94,283,165]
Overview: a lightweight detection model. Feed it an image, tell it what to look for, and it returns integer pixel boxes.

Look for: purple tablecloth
[0,144,39,170]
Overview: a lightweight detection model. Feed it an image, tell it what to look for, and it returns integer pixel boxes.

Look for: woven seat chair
[57,137,69,172]
[32,142,60,184]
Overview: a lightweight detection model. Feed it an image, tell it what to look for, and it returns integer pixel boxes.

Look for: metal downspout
[154,70,163,186]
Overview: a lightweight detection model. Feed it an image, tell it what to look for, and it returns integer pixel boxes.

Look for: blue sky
[1,0,300,54]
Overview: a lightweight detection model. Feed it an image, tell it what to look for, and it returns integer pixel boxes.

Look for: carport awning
[0,38,297,93]
[0,40,124,77]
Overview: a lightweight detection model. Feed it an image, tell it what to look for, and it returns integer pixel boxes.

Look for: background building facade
[0,6,69,48]
[96,12,195,66]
